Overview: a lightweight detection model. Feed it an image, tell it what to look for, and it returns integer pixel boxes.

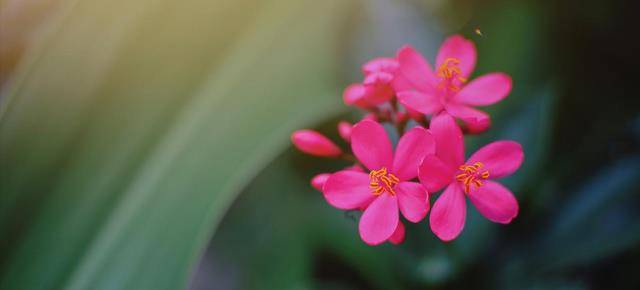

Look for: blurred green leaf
[496,85,557,190]
[497,156,640,289]
[536,156,640,270]
[0,0,355,289]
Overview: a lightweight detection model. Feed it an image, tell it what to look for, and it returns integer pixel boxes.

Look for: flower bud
[362,113,377,121]
[337,121,352,142]
[361,77,395,105]
[396,111,409,123]
[363,72,394,85]
[343,84,371,109]
[362,57,399,75]
[291,130,342,157]
[406,107,425,122]
[311,173,331,191]
[465,118,491,134]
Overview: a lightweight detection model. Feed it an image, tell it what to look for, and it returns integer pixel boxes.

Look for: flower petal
[444,103,491,133]
[362,57,398,74]
[345,164,365,172]
[453,73,512,106]
[388,221,405,245]
[359,194,399,245]
[466,140,524,179]
[391,73,415,92]
[323,170,375,210]
[364,72,394,85]
[351,120,394,170]
[337,121,352,142]
[396,181,429,223]
[343,84,371,108]
[468,181,518,224]
[419,154,455,193]
[392,126,435,180]
[362,82,394,105]
[436,35,476,79]
[429,113,464,168]
[429,183,466,241]
[395,45,437,91]
[397,90,443,115]
[311,173,331,191]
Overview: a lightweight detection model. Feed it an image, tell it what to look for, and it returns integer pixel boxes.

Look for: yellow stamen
[456,162,490,193]
[369,167,399,196]
[436,57,467,92]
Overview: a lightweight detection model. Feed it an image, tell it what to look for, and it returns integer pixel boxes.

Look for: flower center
[369,167,399,196]
[456,162,490,193]
[436,57,467,92]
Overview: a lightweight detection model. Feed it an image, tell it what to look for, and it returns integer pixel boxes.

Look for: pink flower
[343,58,399,108]
[291,130,342,157]
[395,35,513,133]
[323,120,435,245]
[418,114,524,241]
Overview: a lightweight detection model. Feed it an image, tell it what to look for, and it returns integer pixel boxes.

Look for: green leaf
[0,0,355,289]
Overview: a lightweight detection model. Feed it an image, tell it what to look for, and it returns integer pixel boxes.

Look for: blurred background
[1,0,639,289]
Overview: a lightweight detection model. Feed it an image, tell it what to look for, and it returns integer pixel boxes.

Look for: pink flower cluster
[291,35,523,245]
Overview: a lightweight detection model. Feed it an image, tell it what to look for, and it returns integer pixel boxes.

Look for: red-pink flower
[418,114,523,241]
[323,120,435,245]
[343,58,399,108]
[395,35,512,132]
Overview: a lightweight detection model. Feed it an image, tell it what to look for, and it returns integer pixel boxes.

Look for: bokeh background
[1,0,639,289]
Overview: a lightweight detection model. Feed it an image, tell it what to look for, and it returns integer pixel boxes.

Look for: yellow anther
[436,57,467,92]
[456,162,490,193]
[369,167,399,196]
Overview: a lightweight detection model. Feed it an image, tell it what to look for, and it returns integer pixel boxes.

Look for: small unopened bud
[311,173,331,191]
[465,118,491,134]
[363,72,394,85]
[362,113,377,121]
[406,107,425,122]
[396,111,409,123]
[337,121,353,142]
[291,130,342,157]
[343,84,371,109]
[362,57,399,75]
